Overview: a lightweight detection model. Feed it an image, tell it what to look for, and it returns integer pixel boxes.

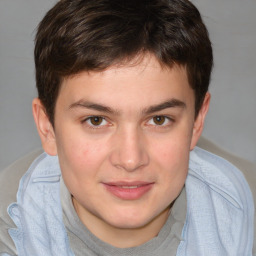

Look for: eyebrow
[69,100,119,114]
[143,99,186,114]
[69,98,186,115]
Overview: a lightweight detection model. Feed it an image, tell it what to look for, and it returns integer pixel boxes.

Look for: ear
[190,92,211,150]
[32,98,57,156]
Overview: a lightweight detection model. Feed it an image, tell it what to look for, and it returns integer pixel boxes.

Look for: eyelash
[81,115,174,129]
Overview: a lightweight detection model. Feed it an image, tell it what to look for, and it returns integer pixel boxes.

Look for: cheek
[56,131,108,178]
[152,134,191,167]
[157,144,189,203]
[58,138,108,198]
[159,146,189,184]
[149,132,191,191]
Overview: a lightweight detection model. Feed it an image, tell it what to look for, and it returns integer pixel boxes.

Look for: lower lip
[103,183,154,200]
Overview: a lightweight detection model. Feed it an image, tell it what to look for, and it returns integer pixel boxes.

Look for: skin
[33,55,210,248]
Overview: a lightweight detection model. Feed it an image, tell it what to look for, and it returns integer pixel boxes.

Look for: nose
[109,127,149,172]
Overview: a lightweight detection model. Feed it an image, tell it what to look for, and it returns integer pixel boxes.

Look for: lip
[102,181,154,200]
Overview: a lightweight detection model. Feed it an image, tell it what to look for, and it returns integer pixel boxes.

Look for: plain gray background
[0,0,255,170]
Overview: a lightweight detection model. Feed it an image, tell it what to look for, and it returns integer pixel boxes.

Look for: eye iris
[153,116,165,125]
[90,117,103,126]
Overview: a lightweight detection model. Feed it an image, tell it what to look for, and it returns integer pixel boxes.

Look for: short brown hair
[35,0,213,125]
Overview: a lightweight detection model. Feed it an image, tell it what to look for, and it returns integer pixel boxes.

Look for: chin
[105,208,163,230]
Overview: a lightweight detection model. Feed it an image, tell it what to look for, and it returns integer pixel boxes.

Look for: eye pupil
[153,116,165,125]
[90,116,103,125]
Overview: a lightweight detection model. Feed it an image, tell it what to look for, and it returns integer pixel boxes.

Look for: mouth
[102,181,154,200]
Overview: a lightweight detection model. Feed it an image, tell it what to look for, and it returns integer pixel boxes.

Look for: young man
[0,0,254,255]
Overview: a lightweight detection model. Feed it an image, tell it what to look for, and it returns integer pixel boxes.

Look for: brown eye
[89,116,104,126]
[153,116,166,125]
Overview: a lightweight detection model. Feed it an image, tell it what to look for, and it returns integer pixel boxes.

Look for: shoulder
[196,138,256,255]
[180,146,255,255]
[189,146,254,207]
[0,149,43,216]
[0,149,43,255]
[197,137,256,201]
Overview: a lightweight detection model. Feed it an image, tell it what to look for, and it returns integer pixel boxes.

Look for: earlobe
[32,98,57,156]
[190,92,211,150]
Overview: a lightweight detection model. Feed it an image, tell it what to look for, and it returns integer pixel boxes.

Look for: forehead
[57,55,194,110]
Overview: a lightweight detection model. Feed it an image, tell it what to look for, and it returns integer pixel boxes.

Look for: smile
[102,182,154,200]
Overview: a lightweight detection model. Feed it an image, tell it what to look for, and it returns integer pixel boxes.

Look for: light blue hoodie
[5,147,254,256]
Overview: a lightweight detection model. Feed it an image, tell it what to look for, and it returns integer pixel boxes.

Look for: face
[33,55,209,246]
